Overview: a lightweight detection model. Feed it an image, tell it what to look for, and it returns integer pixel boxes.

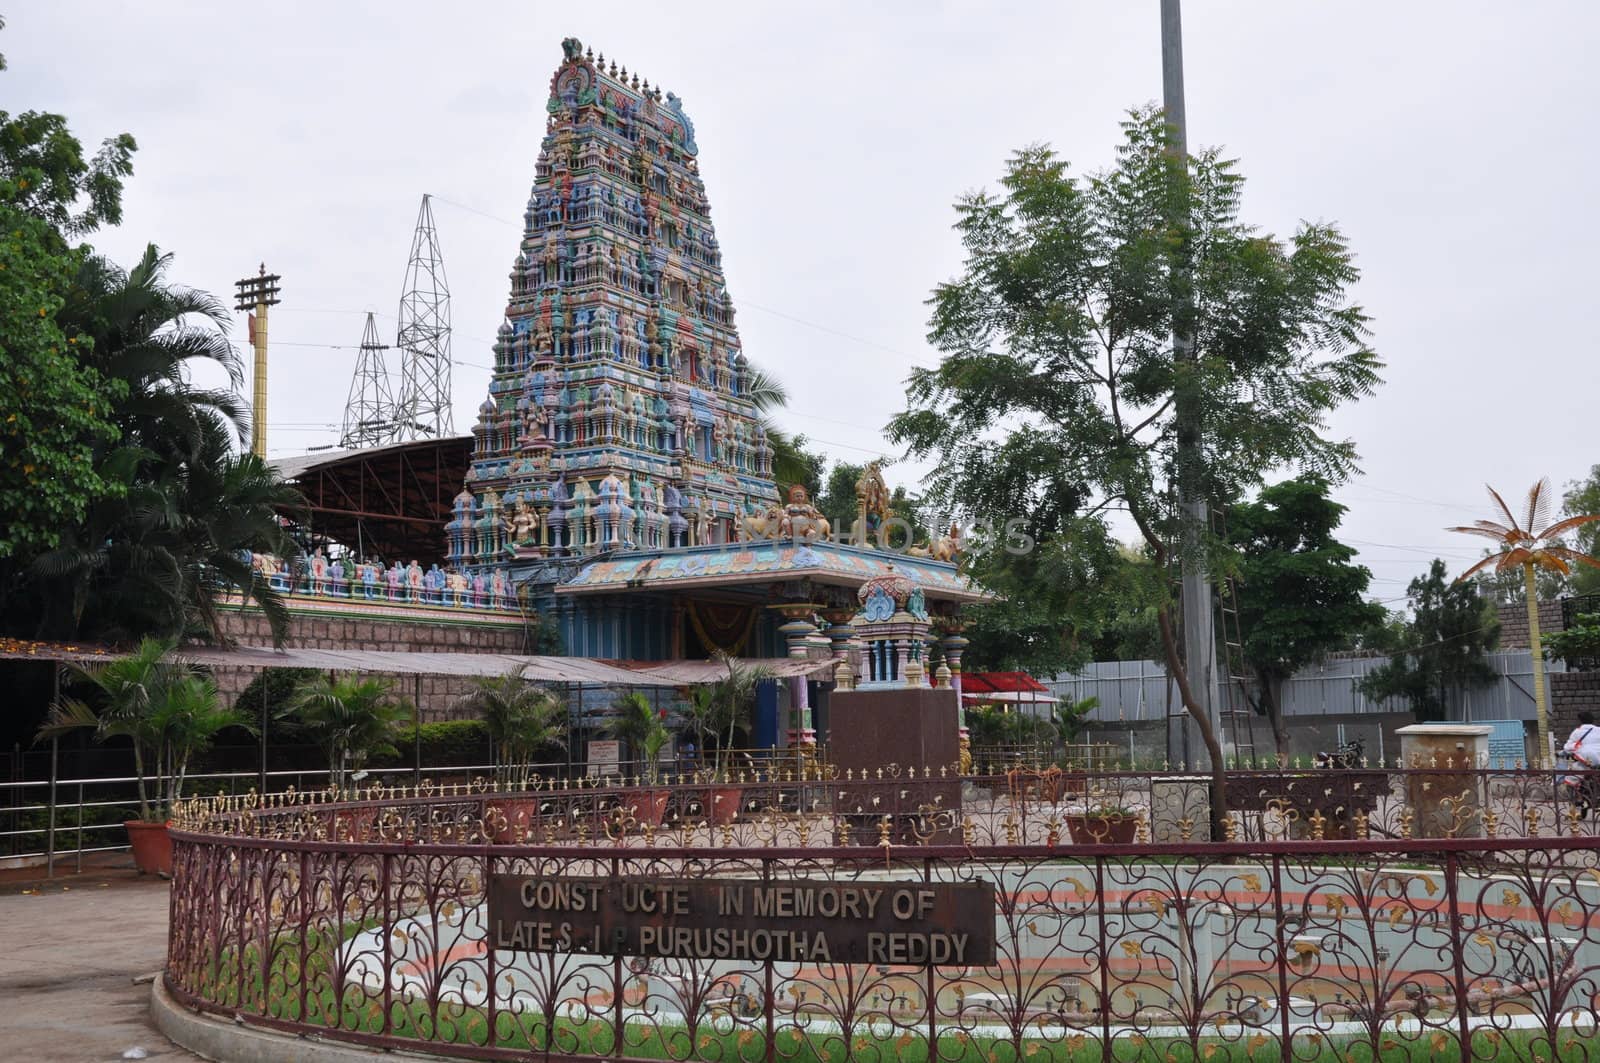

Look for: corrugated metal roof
[0,638,834,687]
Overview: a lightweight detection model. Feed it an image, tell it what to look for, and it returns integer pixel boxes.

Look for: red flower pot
[708,786,743,825]
[626,790,671,827]
[125,820,173,876]
[1065,813,1138,845]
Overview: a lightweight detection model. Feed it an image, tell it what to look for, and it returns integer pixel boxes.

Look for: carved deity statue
[509,499,538,544]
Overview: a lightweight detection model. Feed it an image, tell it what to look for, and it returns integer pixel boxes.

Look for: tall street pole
[234,265,283,459]
[1161,0,1223,768]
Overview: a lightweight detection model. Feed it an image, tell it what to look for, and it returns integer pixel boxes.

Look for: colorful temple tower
[443,39,983,700]
[446,37,776,571]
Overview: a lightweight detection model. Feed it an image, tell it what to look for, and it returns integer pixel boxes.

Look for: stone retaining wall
[212,607,529,722]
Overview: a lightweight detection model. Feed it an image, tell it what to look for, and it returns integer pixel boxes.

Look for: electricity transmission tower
[393,194,453,439]
[339,312,398,449]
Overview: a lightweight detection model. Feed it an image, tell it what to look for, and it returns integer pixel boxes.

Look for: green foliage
[888,108,1380,773]
[0,205,123,560]
[0,51,136,559]
[1544,612,1600,667]
[22,247,301,644]
[1228,476,1385,755]
[964,704,1055,749]
[677,654,771,778]
[234,668,319,723]
[606,690,670,782]
[284,675,410,789]
[380,720,492,769]
[455,670,565,786]
[36,637,247,818]
[1564,466,1600,596]
[1358,559,1499,722]
[960,520,1135,675]
[1054,696,1098,746]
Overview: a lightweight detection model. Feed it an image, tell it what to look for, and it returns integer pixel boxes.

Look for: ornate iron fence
[164,768,1600,1062]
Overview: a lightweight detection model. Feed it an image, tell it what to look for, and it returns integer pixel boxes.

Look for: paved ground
[0,859,201,1062]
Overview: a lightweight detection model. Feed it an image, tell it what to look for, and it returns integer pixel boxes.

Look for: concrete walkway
[0,864,201,1062]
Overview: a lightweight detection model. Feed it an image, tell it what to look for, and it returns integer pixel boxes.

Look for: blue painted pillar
[753,679,780,749]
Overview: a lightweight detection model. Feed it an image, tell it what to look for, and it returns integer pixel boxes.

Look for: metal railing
[162,772,1600,1063]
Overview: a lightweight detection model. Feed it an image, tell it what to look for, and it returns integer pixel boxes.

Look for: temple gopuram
[254,39,984,747]
[442,38,980,664]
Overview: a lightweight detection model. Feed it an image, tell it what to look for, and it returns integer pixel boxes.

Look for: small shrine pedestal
[828,687,962,844]
[1395,724,1492,838]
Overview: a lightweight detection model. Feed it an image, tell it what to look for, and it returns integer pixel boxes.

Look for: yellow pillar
[250,302,269,458]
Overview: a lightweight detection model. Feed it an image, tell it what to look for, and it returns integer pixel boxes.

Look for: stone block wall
[211,608,529,722]
[1552,671,1600,739]
[1496,599,1565,650]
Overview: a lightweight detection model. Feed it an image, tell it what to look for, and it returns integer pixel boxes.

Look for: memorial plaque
[487,876,996,966]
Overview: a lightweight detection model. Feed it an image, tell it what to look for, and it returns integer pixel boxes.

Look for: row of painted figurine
[247,550,515,610]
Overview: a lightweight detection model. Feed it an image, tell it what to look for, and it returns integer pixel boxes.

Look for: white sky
[7,2,1598,605]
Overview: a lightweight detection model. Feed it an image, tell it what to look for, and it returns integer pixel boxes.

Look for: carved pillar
[774,606,819,746]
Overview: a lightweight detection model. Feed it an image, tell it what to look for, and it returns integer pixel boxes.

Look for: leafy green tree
[1563,465,1600,596]
[1227,476,1384,760]
[960,518,1133,676]
[457,669,565,788]
[285,675,409,791]
[1358,559,1499,723]
[889,109,1380,820]
[0,33,135,559]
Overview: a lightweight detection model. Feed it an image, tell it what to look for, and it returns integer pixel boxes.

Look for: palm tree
[1450,478,1600,764]
[743,364,812,489]
[286,675,409,791]
[61,244,247,460]
[695,653,773,779]
[36,637,246,820]
[458,669,566,788]
[37,637,175,821]
[607,690,670,781]
[30,247,303,644]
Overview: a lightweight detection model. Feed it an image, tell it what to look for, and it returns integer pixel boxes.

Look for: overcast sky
[7,2,1598,604]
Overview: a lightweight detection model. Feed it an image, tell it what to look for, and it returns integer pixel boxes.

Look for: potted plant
[457,668,566,842]
[679,654,771,824]
[37,638,251,875]
[1064,805,1140,845]
[1052,696,1099,798]
[607,691,673,826]
[284,675,409,837]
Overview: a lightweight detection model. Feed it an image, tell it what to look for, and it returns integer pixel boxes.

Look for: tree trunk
[1525,562,1552,768]
[1158,603,1229,837]
[1259,669,1290,765]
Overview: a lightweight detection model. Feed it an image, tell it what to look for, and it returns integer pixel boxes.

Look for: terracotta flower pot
[125,819,173,876]
[708,785,743,825]
[487,797,541,844]
[625,789,671,827]
[1065,812,1139,845]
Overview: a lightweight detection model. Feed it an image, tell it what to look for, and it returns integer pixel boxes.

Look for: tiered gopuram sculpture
[446,37,779,567]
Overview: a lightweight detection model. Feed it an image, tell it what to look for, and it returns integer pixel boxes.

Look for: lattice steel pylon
[339,312,398,449]
[393,194,453,440]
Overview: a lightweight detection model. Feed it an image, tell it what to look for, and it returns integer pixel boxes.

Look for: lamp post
[234,265,283,459]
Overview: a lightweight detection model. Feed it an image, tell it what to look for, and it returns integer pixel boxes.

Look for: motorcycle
[1558,751,1600,820]
[1315,738,1365,770]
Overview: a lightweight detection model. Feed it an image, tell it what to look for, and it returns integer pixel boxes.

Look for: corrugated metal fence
[1047,649,1559,723]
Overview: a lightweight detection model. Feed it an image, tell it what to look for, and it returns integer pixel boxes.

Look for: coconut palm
[743,363,812,489]
[607,690,671,782]
[1450,478,1600,764]
[459,669,566,788]
[28,245,301,644]
[286,675,409,791]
